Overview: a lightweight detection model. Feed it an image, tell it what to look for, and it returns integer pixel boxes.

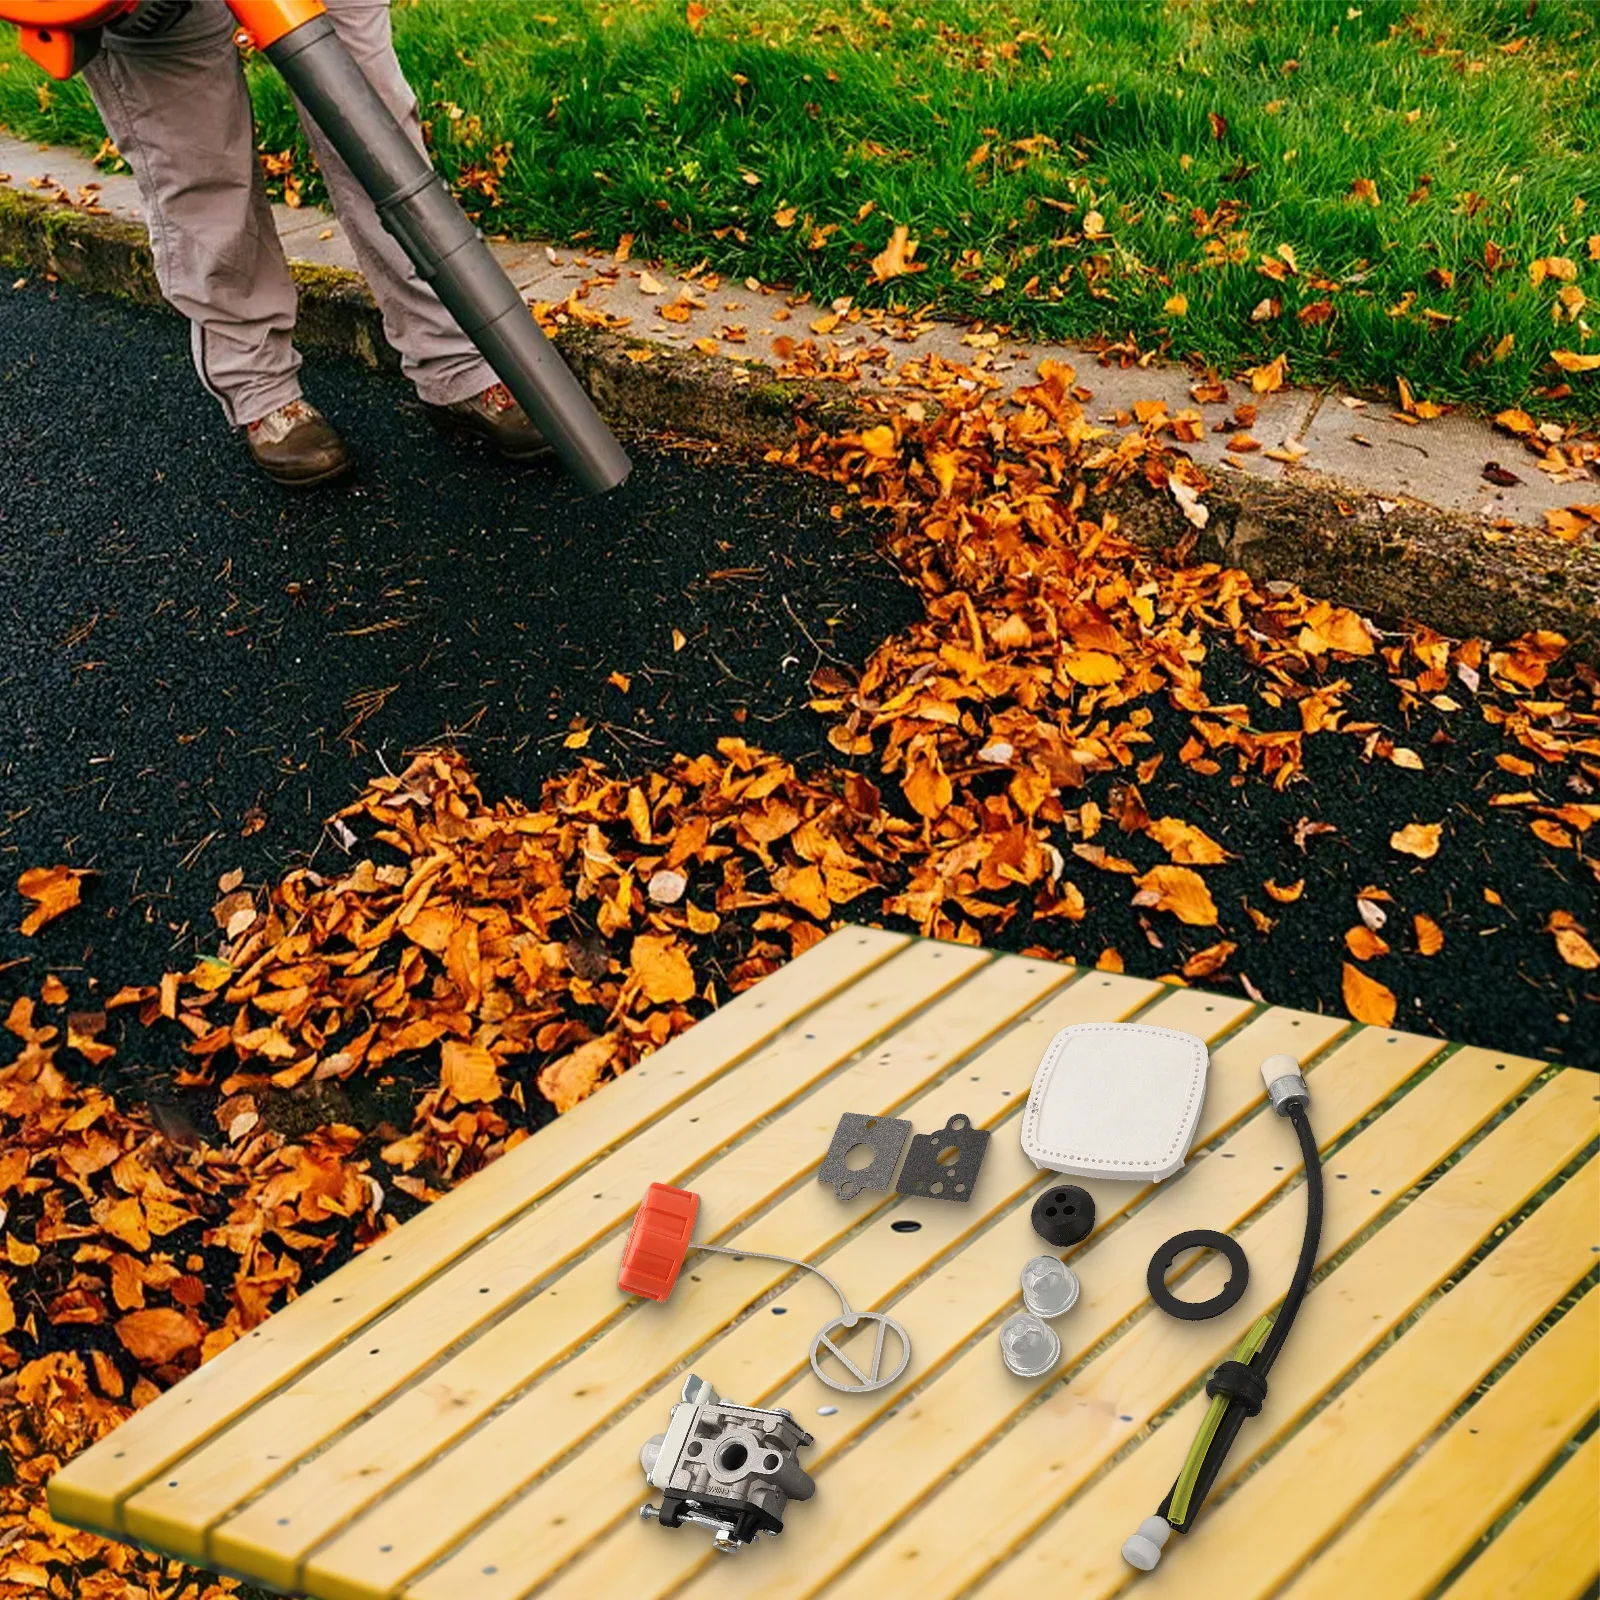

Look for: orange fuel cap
[618,1182,700,1301]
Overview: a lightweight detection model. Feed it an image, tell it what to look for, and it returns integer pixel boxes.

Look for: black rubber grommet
[1030,1183,1095,1248]
[1206,1359,1267,1416]
[1146,1229,1249,1322]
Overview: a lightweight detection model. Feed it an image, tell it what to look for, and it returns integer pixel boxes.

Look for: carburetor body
[639,1374,815,1552]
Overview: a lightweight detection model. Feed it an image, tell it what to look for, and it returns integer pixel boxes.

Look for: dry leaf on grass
[1342,962,1397,1026]
[870,224,924,283]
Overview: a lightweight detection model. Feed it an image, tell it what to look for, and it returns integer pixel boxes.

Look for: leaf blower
[3,0,632,495]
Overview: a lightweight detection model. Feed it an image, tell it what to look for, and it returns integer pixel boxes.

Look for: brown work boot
[245,399,351,487]
[426,382,552,462]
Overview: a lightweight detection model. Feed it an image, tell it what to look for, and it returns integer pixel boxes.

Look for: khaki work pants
[83,0,491,426]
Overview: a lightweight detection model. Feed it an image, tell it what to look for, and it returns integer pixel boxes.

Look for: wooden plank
[768,1049,1580,1600]
[303,973,1191,1600]
[1282,1289,1600,1600]
[1438,1431,1600,1600]
[427,1013,1434,1600]
[48,925,911,1539]
[209,953,1074,1591]
[1132,1166,1600,1597]
[117,937,987,1561]
[950,1069,1598,1600]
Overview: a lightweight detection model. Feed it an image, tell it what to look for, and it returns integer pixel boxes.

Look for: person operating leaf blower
[76,0,554,486]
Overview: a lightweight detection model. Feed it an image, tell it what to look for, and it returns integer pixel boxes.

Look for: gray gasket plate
[818,1113,912,1200]
[895,1113,989,1202]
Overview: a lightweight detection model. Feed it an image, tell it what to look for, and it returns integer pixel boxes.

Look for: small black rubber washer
[1030,1184,1095,1248]
[1146,1229,1249,1322]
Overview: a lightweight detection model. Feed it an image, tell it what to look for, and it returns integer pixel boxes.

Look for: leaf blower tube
[1122,1055,1325,1574]
[264,12,631,495]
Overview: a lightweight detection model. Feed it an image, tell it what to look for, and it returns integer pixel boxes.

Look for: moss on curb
[3,188,1595,656]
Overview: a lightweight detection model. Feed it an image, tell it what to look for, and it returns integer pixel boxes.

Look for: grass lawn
[2,0,1597,421]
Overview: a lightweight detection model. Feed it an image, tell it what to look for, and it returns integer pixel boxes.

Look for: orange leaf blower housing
[5,0,320,76]
[0,0,632,494]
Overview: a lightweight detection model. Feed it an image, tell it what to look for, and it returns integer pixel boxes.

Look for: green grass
[3,0,1597,421]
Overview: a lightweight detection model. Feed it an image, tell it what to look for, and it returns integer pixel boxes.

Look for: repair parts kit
[615,1020,1325,1576]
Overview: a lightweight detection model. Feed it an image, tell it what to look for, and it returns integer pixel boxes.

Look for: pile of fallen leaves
[0,988,383,1596]
[3,349,1598,1596]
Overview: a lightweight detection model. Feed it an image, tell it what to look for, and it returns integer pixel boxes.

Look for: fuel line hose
[1123,1055,1324,1573]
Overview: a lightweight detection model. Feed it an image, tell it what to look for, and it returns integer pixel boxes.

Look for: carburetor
[638,1374,815,1552]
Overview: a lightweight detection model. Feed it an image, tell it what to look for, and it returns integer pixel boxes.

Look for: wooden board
[46,925,1600,1600]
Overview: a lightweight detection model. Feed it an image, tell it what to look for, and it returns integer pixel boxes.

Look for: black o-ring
[1146,1229,1249,1322]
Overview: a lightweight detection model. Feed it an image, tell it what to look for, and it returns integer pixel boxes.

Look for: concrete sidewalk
[4,131,1595,530]
[7,131,1600,655]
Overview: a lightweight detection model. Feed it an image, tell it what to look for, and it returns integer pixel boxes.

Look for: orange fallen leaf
[902,742,953,820]
[1390,822,1442,860]
[858,424,898,458]
[1248,354,1289,394]
[440,1039,502,1105]
[1062,650,1123,686]
[1548,911,1600,970]
[778,862,830,919]
[631,932,696,1005]
[115,1307,201,1365]
[1148,817,1228,866]
[1341,962,1397,1026]
[1181,940,1236,979]
[1530,818,1574,850]
[17,865,88,935]
[1551,349,1600,373]
[95,1195,150,1252]
[67,1011,116,1067]
[870,224,923,283]
[1264,878,1305,903]
[1494,407,1536,436]
[1344,925,1390,961]
[1132,865,1219,927]
[1413,913,1444,956]
[538,1033,619,1113]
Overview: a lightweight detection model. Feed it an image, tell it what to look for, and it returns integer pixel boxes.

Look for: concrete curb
[3,178,1598,655]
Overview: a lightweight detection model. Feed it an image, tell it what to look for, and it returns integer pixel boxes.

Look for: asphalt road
[0,280,915,1015]
[2,281,1595,1072]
